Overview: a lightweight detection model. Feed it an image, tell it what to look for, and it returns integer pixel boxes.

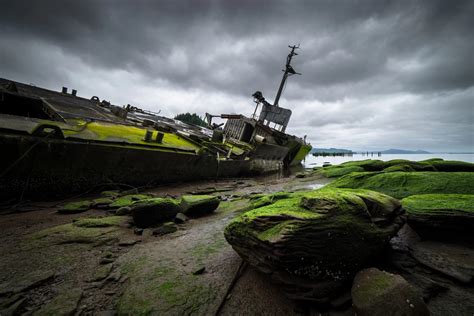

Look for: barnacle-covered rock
[224,188,404,302]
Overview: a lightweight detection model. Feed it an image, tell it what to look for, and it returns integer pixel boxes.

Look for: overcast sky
[1,0,473,152]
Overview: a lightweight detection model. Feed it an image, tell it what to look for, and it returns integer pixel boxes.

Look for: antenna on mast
[273,44,301,107]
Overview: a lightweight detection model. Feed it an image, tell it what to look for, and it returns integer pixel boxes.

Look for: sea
[303,153,474,168]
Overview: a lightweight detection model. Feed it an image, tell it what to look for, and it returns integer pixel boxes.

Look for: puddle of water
[306,183,326,190]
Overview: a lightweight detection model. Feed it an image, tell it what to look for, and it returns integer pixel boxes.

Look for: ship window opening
[240,123,254,143]
[0,93,50,119]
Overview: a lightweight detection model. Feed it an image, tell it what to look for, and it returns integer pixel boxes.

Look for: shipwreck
[0,46,311,199]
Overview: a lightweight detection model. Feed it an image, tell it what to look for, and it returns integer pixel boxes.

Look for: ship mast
[273,45,301,107]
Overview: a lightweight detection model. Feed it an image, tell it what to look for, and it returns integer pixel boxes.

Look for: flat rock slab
[411,241,474,283]
[352,268,429,316]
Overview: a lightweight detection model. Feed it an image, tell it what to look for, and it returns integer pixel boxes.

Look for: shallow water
[303,153,474,168]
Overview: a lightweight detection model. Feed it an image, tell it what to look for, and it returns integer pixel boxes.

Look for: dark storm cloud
[0,0,473,151]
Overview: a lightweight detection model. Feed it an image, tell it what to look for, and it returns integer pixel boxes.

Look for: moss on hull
[326,172,474,199]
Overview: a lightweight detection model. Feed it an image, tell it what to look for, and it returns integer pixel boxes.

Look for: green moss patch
[402,194,474,216]
[250,192,292,209]
[91,197,114,208]
[58,200,91,214]
[109,194,152,208]
[327,172,474,199]
[383,164,416,172]
[73,216,126,228]
[319,165,365,178]
[340,159,386,171]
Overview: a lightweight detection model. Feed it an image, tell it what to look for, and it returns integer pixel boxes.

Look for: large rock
[327,172,474,199]
[58,200,91,214]
[352,268,430,316]
[180,195,220,217]
[411,241,474,283]
[402,194,474,241]
[224,188,404,302]
[131,198,181,228]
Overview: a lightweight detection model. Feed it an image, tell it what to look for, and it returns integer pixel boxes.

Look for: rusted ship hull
[0,133,257,199]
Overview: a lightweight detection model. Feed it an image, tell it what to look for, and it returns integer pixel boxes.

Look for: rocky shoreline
[0,158,473,315]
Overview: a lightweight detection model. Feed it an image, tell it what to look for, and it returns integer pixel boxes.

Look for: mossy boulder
[58,200,91,214]
[351,268,429,316]
[131,198,181,228]
[91,197,114,209]
[180,195,220,217]
[109,194,152,208]
[327,172,474,199]
[224,188,404,302]
[402,194,474,241]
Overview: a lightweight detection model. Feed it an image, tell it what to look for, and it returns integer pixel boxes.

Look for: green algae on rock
[249,192,293,209]
[351,268,429,316]
[91,197,114,208]
[224,188,404,302]
[58,200,92,214]
[319,165,365,178]
[73,216,126,228]
[315,159,474,179]
[326,172,474,199]
[180,195,220,217]
[383,164,416,172]
[109,194,153,208]
[131,198,181,228]
[402,194,474,241]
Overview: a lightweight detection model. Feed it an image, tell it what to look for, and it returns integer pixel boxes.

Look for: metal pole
[273,45,300,107]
